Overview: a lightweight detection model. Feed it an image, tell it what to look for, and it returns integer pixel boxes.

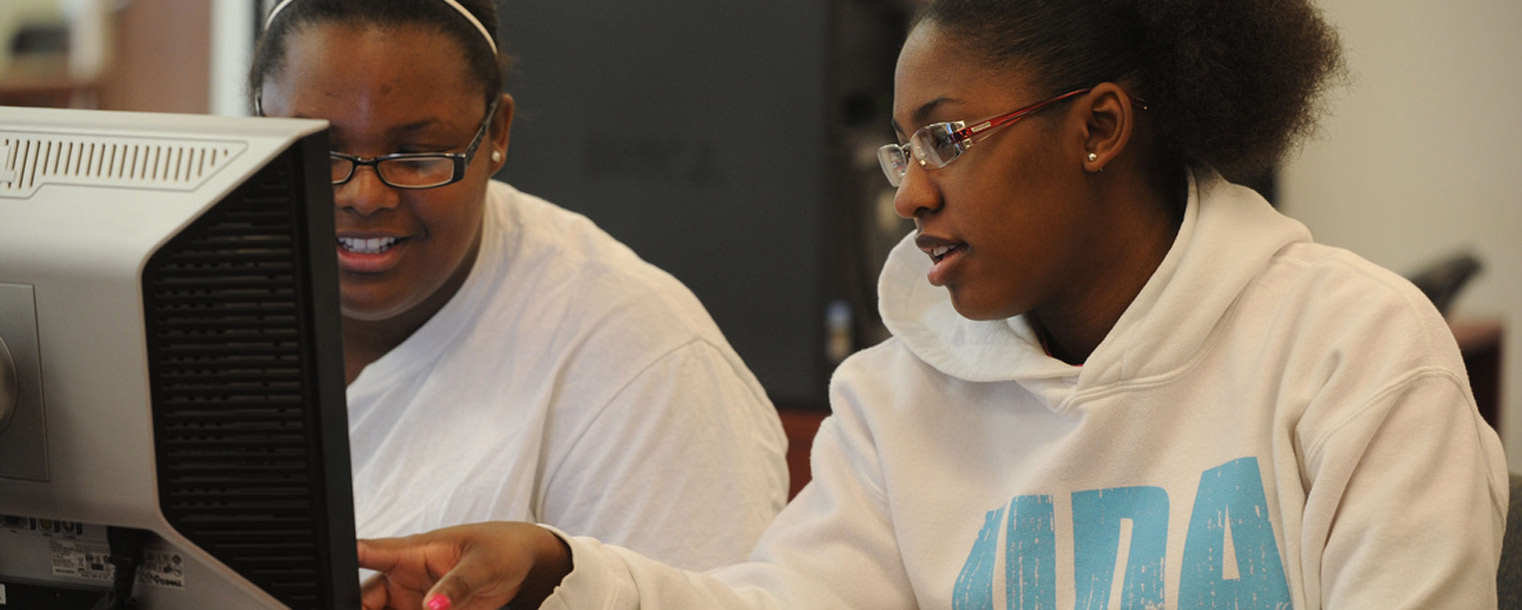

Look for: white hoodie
[547,169,1509,609]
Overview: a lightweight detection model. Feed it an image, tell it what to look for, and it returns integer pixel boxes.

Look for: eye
[394,138,456,155]
[915,123,965,166]
[927,124,961,150]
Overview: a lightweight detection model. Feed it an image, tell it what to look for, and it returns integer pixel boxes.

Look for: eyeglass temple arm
[955,89,1151,140]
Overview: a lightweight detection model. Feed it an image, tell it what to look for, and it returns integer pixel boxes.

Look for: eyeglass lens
[330,156,458,188]
[877,122,971,187]
[877,145,910,187]
[916,123,965,167]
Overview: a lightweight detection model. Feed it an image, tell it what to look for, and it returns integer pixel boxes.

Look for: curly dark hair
[917,0,1345,181]
[247,0,507,112]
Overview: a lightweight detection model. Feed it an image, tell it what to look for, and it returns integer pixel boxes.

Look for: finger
[422,591,453,610]
[359,545,435,610]
[362,573,433,610]
[357,537,411,573]
[358,535,461,597]
[359,572,391,610]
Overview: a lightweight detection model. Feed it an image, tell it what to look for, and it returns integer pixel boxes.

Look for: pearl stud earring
[492,150,503,162]
[1087,152,1098,163]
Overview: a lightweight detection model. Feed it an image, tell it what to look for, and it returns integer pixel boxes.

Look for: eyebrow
[891,96,956,137]
[385,119,448,139]
[332,119,459,151]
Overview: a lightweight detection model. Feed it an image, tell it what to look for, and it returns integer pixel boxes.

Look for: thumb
[421,557,516,610]
[419,528,529,610]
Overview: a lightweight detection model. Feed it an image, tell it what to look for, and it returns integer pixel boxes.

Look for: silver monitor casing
[0,105,356,609]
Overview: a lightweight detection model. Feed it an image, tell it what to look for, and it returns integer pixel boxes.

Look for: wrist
[512,526,572,608]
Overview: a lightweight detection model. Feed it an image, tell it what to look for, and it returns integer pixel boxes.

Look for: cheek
[414,190,486,258]
[407,193,453,229]
[411,186,473,226]
[979,149,1085,240]
[953,171,1063,252]
[962,163,1088,286]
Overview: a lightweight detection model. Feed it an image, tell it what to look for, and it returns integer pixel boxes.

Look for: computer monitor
[0,106,359,609]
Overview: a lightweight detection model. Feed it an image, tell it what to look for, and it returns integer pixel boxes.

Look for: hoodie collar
[878,167,1311,399]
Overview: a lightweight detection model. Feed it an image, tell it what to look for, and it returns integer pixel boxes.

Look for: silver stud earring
[492,150,503,162]
[1087,152,1098,163]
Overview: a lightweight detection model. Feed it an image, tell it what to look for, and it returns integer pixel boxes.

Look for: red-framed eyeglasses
[877,88,1147,187]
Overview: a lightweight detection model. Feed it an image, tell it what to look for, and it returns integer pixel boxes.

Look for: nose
[892,163,941,220]
[334,166,401,216]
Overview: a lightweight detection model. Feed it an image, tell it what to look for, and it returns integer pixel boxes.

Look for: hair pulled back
[248,0,506,111]
[917,0,1344,180]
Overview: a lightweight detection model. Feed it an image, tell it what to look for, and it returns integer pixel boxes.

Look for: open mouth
[338,236,399,254]
[929,243,965,263]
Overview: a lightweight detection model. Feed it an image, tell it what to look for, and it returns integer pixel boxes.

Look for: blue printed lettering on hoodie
[953,457,1291,609]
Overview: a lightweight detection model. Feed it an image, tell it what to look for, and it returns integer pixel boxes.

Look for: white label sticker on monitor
[47,540,186,589]
[138,549,187,589]
[50,540,112,582]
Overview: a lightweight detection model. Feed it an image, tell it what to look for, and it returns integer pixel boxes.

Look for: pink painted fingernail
[426,595,451,610]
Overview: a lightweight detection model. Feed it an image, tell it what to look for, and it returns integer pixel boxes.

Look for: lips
[915,233,967,286]
[335,234,410,273]
[338,236,398,254]
[928,243,963,262]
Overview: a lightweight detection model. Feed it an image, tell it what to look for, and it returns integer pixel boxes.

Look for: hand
[357,522,573,610]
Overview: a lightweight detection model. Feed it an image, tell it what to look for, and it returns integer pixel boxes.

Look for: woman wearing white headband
[248,0,788,574]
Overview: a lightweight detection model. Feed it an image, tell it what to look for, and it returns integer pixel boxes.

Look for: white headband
[262,0,498,55]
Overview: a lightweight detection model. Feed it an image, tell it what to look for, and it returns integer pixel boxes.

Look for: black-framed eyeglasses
[877,88,1147,187]
[329,99,499,190]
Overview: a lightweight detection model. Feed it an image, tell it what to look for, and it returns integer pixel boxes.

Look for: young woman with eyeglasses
[248,0,788,573]
[352,0,1509,608]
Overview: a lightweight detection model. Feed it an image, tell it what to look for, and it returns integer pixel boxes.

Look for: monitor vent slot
[142,152,335,609]
[0,133,245,198]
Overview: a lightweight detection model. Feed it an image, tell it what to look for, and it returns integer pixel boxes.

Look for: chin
[947,290,1024,322]
[339,295,409,324]
[339,306,388,324]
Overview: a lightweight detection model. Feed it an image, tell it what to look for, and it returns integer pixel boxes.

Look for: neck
[1030,164,1184,365]
[341,231,482,385]
[343,316,423,385]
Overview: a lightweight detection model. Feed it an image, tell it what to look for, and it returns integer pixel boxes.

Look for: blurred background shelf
[0,67,97,108]
[1454,319,1503,432]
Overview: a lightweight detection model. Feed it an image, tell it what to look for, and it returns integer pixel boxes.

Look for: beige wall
[1278,0,1522,471]
[97,0,211,113]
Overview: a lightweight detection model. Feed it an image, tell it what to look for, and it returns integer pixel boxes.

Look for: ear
[488,92,515,171]
[1078,82,1137,173]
